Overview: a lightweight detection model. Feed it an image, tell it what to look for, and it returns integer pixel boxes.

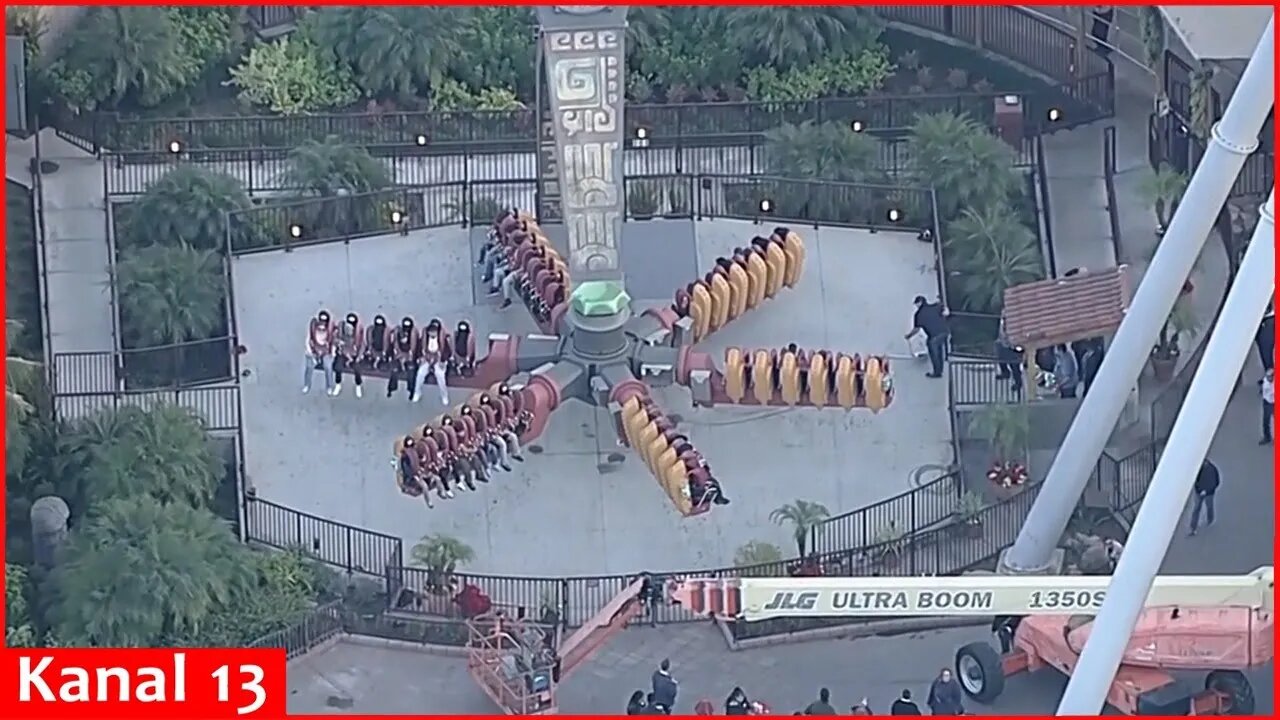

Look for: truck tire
[1205,670,1255,714]
[955,641,1005,703]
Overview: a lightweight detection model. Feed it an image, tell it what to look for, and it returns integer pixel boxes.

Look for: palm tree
[50,6,186,111]
[967,404,1030,465]
[411,533,475,595]
[722,6,882,70]
[122,166,258,253]
[907,111,1021,220]
[764,121,889,222]
[945,204,1045,312]
[281,137,391,197]
[449,7,537,99]
[1140,163,1189,235]
[769,500,830,557]
[117,243,226,348]
[626,6,672,58]
[304,6,461,100]
[48,495,253,647]
[63,404,222,512]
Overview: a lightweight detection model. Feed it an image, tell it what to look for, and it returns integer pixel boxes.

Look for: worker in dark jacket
[890,689,921,715]
[1188,458,1221,536]
[650,659,678,714]
[803,688,837,715]
[926,669,964,715]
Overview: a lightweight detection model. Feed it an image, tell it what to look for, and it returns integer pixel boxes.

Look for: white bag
[908,333,928,358]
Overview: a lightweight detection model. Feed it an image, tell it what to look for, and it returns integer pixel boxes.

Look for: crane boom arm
[668,567,1273,622]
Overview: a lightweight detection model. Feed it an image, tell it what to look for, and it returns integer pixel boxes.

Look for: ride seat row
[619,395,720,517]
[722,347,892,411]
[673,227,806,343]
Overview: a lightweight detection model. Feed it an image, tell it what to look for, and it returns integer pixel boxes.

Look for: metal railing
[87,92,1048,157]
[243,494,405,582]
[52,336,238,392]
[810,471,963,554]
[52,385,242,431]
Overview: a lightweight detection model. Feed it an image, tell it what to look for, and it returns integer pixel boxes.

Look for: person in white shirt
[413,318,452,405]
[1260,368,1274,444]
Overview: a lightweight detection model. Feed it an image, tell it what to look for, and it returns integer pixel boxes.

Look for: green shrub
[47,6,235,112]
[430,78,524,112]
[745,46,894,102]
[227,36,358,115]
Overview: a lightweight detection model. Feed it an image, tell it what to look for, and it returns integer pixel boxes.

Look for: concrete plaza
[231,219,951,577]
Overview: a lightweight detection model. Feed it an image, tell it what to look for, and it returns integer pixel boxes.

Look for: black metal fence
[947,358,1022,406]
[86,92,1051,158]
[51,385,242,432]
[810,471,963,554]
[100,131,1034,198]
[53,336,238,391]
[872,4,1114,126]
[243,494,405,584]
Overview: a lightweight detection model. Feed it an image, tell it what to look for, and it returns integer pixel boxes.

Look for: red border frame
[1,1,1275,718]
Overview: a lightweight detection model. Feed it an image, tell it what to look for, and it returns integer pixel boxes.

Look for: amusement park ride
[376,5,1277,716]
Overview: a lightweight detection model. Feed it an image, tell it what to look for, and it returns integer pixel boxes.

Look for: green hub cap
[570,280,630,317]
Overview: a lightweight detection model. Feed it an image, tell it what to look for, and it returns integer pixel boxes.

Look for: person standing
[1188,458,1220,536]
[1053,345,1079,399]
[803,688,836,715]
[627,690,649,715]
[1259,368,1274,444]
[890,689,921,715]
[926,669,963,715]
[650,659,678,714]
[905,295,950,378]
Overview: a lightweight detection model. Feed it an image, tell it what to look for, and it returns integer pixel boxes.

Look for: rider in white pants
[412,318,450,405]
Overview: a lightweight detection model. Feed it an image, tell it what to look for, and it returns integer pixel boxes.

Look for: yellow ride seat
[744,252,768,308]
[782,231,805,287]
[709,273,732,331]
[835,354,857,410]
[726,262,750,322]
[752,350,773,405]
[779,352,801,406]
[864,356,886,412]
[808,353,830,408]
[690,282,712,341]
[764,243,787,297]
[724,347,746,403]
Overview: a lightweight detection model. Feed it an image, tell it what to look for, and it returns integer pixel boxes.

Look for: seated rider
[332,312,365,398]
[412,318,452,406]
[479,393,524,464]
[451,321,476,377]
[397,436,424,498]
[302,310,336,395]
[415,428,451,503]
[387,317,419,400]
[363,314,391,370]
[440,416,479,491]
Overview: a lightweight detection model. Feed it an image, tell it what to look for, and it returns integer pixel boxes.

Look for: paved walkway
[7,129,118,398]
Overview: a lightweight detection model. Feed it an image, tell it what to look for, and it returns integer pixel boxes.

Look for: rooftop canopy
[1002,267,1131,349]
[1160,5,1274,62]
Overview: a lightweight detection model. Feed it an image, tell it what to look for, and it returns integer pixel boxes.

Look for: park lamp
[167,139,182,155]
[390,209,409,235]
[288,223,303,240]
[1047,107,1062,123]
[850,119,865,133]
[886,207,902,223]
[759,198,774,214]
[632,126,650,149]
[415,133,429,147]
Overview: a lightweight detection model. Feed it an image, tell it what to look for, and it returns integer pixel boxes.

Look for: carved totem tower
[535,6,633,358]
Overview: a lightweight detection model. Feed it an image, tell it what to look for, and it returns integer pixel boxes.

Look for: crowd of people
[479,209,570,324]
[623,661,970,716]
[394,384,531,508]
[302,310,478,404]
